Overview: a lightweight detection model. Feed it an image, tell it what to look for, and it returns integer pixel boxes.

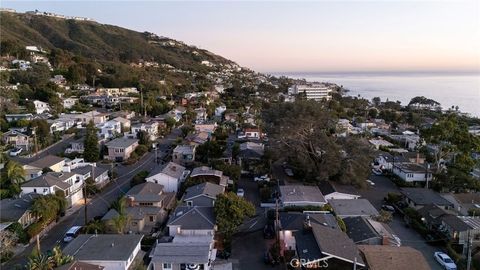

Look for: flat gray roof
[105,138,138,148]
[63,234,142,261]
[329,199,379,217]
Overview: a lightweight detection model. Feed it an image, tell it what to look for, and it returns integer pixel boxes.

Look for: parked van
[63,226,82,243]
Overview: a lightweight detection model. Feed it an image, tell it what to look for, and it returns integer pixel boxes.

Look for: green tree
[214,192,255,244]
[109,197,130,234]
[29,119,52,149]
[26,253,54,270]
[84,121,99,162]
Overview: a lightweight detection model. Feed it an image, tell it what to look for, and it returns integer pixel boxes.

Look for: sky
[3,0,480,73]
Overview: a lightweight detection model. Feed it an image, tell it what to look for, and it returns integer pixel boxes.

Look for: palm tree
[26,253,54,270]
[31,195,60,222]
[51,245,73,267]
[85,219,106,234]
[4,160,25,185]
[109,197,129,234]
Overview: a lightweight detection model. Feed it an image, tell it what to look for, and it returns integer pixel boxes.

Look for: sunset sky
[4,0,480,73]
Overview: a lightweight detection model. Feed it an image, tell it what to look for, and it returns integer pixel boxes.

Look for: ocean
[275,72,480,118]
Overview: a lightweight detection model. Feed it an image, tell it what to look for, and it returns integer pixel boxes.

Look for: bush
[131,170,149,187]
[386,192,402,204]
[8,222,29,243]
[0,250,13,263]
[26,222,45,239]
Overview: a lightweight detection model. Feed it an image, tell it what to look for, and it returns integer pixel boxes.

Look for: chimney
[127,196,135,207]
[171,166,176,171]
[416,153,420,164]
[303,214,312,233]
[382,235,390,245]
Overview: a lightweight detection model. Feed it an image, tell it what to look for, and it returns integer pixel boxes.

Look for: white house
[145,162,190,193]
[62,97,78,109]
[33,100,50,114]
[97,120,121,140]
[128,121,159,141]
[393,163,432,183]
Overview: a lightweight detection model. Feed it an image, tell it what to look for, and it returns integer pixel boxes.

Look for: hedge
[26,222,45,239]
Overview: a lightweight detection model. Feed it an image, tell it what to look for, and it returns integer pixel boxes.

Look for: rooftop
[280,185,326,204]
[21,172,74,190]
[168,206,215,230]
[358,245,430,270]
[105,138,138,148]
[394,162,431,173]
[343,216,380,243]
[190,166,223,178]
[0,193,40,222]
[173,144,196,154]
[151,242,212,264]
[401,188,453,206]
[28,155,64,169]
[184,182,224,200]
[148,162,186,180]
[127,182,165,202]
[62,234,143,261]
[329,199,379,217]
[279,212,338,231]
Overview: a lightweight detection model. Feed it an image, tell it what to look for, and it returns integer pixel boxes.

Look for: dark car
[381,204,395,213]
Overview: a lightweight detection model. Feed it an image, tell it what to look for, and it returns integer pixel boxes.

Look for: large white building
[288,83,333,101]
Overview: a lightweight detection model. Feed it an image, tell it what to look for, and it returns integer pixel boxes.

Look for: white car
[9,147,22,157]
[366,179,375,186]
[237,188,245,198]
[434,252,456,270]
[254,174,270,182]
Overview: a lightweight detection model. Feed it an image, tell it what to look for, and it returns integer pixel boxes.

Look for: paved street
[358,175,443,270]
[4,128,182,269]
[11,135,75,164]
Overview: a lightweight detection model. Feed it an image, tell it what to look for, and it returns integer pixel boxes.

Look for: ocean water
[276,72,480,118]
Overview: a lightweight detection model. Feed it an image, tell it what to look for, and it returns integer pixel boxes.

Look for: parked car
[9,147,22,156]
[237,188,245,197]
[434,252,457,270]
[366,179,375,186]
[284,168,294,177]
[381,204,395,213]
[372,168,383,175]
[254,174,271,182]
[63,226,82,243]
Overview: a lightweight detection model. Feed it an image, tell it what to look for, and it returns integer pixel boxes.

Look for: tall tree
[84,120,99,162]
[214,192,255,244]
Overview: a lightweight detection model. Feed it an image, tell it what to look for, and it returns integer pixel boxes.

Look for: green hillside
[0,12,234,72]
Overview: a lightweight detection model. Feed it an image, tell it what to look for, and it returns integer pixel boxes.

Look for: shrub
[386,192,402,204]
[135,144,148,156]
[8,222,29,243]
[131,170,149,187]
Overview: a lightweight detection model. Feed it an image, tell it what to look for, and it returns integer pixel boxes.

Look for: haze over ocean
[276,72,480,118]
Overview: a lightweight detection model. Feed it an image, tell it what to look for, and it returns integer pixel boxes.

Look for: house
[183,182,225,207]
[238,127,262,140]
[368,139,394,150]
[0,193,40,229]
[358,245,430,270]
[112,117,131,131]
[194,107,208,124]
[62,234,143,270]
[372,152,408,172]
[49,118,76,133]
[71,165,110,188]
[23,164,43,181]
[279,185,327,207]
[65,138,85,154]
[393,163,432,183]
[146,162,190,193]
[104,183,175,234]
[1,130,31,150]
[238,142,264,161]
[21,172,84,207]
[400,188,454,210]
[189,166,230,187]
[4,113,34,123]
[343,217,400,246]
[33,100,50,114]
[172,145,196,166]
[62,97,78,109]
[50,75,67,86]
[185,131,210,146]
[129,121,159,141]
[388,134,421,151]
[97,120,121,140]
[78,111,108,125]
[194,123,217,135]
[167,206,216,237]
[104,138,139,162]
[280,212,365,268]
[318,181,361,201]
[28,155,65,172]
[329,199,379,218]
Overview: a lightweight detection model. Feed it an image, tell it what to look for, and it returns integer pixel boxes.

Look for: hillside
[0,11,236,72]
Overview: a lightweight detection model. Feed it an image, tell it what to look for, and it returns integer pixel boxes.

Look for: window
[149,216,154,222]
[163,263,172,270]
[187,201,193,207]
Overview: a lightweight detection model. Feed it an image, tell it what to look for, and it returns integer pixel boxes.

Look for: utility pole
[467,229,473,270]
[32,126,38,155]
[36,234,40,253]
[425,162,430,189]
